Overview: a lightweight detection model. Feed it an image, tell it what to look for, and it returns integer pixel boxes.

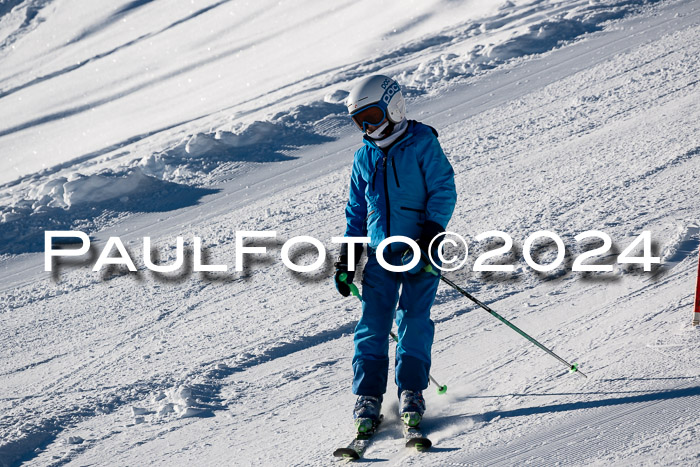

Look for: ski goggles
[351,105,387,132]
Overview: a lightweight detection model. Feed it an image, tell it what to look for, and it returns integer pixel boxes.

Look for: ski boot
[353,395,382,434]
[399,390,425,428]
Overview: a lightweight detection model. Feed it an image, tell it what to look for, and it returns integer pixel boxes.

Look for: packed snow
[1,0,699,466]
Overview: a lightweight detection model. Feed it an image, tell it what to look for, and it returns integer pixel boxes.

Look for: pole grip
[339,272,362,300]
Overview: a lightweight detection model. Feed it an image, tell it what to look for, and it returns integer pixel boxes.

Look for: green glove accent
[338,272,363,301]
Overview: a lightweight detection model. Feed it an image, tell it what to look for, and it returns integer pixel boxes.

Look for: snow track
[449,383,700,466]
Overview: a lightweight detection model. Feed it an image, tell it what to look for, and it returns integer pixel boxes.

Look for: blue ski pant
[352,250,440,396]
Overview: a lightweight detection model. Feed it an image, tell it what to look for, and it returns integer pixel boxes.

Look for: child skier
[334,74,457,434]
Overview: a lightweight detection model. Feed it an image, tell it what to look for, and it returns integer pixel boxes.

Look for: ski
[333,415,383,461]
[403,423,432,451]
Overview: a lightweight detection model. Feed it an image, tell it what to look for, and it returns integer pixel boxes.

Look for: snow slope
[1,0,700,466]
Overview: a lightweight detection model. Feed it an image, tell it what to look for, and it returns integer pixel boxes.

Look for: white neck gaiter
[369,118,408,148]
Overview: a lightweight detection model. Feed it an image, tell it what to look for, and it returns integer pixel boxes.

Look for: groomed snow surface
[1,0,699,465]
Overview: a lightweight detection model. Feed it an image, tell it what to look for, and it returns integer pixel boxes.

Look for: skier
[334,74,457,435]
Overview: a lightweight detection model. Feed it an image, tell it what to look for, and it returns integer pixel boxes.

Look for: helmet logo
[380,80,400,106]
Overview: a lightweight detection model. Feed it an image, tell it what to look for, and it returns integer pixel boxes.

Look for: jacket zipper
[383,155,392,253]
[371,156,381,191]
[391,158,400,187]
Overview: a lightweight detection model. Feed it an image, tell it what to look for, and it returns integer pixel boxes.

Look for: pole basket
[693,247,700,327]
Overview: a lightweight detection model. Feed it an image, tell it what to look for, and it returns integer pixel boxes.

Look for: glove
[417,220,445,255]
[402,220,444,275]
[334,242,364,297]
[334,259,353,297]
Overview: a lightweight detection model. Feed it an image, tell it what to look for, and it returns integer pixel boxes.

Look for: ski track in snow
[1,0,700,465]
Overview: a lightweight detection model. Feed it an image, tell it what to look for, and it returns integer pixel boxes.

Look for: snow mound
[0,170,217,255]
[61,169,157,208]
[2,168,175,222]
[396,0,657,90]
[136,116,337,182]
[136,385,213,423]
[65,435,84,445]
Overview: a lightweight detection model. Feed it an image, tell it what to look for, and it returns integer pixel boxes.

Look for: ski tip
[333,448,360,460]
[437,384,447,395]
[406,436,432,451]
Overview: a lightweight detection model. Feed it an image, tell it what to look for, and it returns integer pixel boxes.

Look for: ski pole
[423,264,587,378]
[388,331,447,394]
[338,272,448,394]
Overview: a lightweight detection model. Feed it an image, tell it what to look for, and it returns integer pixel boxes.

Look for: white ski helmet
[346,75,406,133]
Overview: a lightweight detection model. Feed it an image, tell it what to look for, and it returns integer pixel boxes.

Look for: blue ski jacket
[344,120,457,251]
